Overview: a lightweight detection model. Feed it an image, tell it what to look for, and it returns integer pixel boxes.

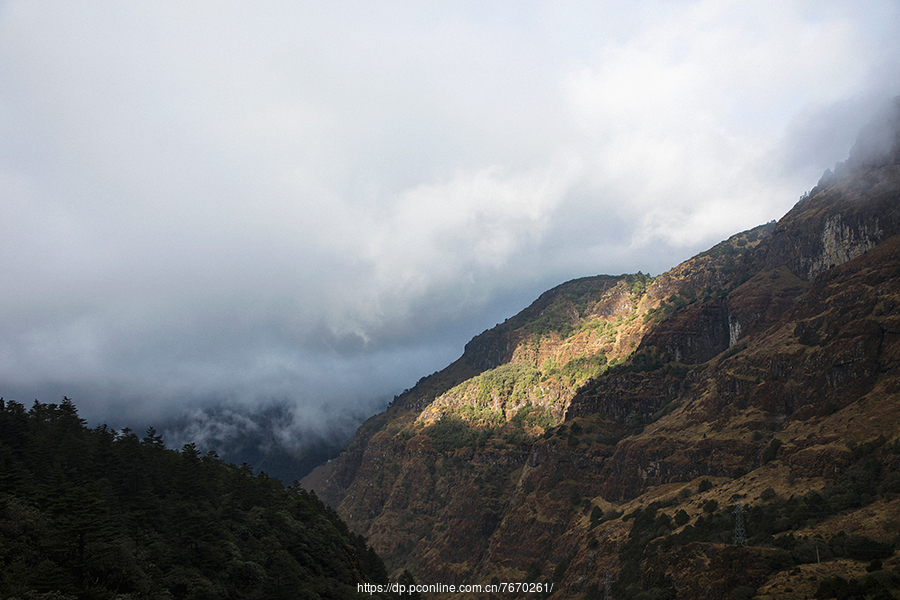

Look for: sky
[2,1,899,452]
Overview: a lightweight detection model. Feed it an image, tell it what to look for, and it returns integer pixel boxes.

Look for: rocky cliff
[304,99,900,599]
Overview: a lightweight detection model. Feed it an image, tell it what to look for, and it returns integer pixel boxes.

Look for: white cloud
[364,160,578,287]
[562,0,887,250]
[0,0,898,433]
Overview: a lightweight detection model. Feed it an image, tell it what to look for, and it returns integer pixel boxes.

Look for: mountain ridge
[304,99,900,599]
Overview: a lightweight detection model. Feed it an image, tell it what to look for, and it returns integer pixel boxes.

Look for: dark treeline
[0,397,392,600]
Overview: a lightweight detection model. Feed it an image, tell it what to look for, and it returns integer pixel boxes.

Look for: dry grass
[755,558,869,600]
[798,496,900,543]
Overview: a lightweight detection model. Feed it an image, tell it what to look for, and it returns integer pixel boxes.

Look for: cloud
[1,0,898,447]
[562,0,894,246]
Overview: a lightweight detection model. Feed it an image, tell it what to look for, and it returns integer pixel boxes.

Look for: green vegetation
[614,496,898,600]
[551,552,574,583]
[815,571,900,600]
[0,398,391,600]
[446,363,543,423]
[624,272,652,298]
[762,438,783,464]
[514,274,646,339]
[572,317,617,339]
[616,502,679,599]
[424,416,492,451]
[796,321,833,347]
[547,416,632,448]
[697,225,769,261]
[561,353,608,383]
[509,404,554,430]
[542,353,608,385]
[473,362,540,405]
[584,352,690,385]
[720,342,748,360]
[443,354,621,433]
[642,288,699,323]
[457,402,504,427]
[432,370,560,448]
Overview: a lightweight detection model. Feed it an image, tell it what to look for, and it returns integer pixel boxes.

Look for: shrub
[815,576,852,600]
[426,417,478,451]
[585,583,602,600]
[797,325,822,346]
[560,354,608,385]
[569,489,583,506]
[762,438,782,464]
[843,535,894,561]
[792,540,833,564]
[880,472,900,495]
[472,362,541,406]
[732,586,756,600]
[552,556,571,582]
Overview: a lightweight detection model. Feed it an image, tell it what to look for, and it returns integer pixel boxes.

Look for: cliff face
[305,102,900,599]
[763,169,900,282]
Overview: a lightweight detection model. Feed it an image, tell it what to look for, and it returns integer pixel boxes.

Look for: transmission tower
[604,568,614,600]
[733,500,746,546]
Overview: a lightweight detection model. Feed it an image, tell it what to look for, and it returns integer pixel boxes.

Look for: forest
[0,397,392,600]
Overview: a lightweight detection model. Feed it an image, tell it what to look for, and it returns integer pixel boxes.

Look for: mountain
[160,402,354,485]
[305,99,900,599]
[0,397,393,599]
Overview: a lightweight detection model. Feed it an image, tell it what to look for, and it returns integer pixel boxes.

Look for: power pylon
[733,500,746,546]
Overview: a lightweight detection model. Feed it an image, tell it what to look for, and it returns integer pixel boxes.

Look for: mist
[2,1,899,475]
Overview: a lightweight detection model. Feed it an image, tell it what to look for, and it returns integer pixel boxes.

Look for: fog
[2,1,898,467]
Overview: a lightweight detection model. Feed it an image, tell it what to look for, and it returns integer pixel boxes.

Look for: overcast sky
[2,1,899,443]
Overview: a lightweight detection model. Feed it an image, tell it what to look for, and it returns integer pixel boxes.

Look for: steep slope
[306,98,900,599]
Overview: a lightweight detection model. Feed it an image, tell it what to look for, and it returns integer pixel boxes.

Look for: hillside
[0,398,393,600]
[306,99,900,599]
